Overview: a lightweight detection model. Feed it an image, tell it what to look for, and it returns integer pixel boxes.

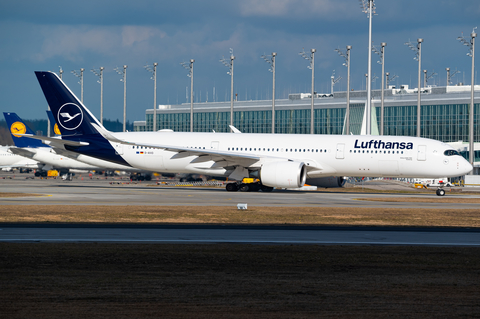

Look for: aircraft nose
[462,159,474,175]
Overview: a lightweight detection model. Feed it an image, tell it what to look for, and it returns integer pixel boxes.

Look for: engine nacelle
[260,161,307,188]
[306,176,346,188]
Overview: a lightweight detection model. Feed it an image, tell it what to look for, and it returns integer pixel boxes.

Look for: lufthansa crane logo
[10,121,26,137]
[53,123,61,135]
[57,103,83,130]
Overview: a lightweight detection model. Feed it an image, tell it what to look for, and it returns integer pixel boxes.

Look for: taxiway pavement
[1,174,480,209]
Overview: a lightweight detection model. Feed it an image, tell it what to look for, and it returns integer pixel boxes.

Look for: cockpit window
[444,149,460,156]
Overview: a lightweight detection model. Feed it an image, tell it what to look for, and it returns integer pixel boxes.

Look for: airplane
[0,145,40,171]
[4,112,158,181]
[29,71,472,195]
[3,112,110,178]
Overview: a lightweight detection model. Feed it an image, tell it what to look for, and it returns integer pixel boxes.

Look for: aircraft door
[335,143,345,159]
[114,143,124,155]
[417,145,426,161]
[211,141,219,150]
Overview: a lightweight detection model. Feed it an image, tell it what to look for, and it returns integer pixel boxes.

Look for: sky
[0,0,479,123]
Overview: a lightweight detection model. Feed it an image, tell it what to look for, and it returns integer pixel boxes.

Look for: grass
[1,204,480,227]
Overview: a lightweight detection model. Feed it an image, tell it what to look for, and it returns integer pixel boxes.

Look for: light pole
[405,38,423,137]
[71,68,85,104]
[145,63,158,131]
[360,0,375,135]
[423,70,437,88]
[299,48,316,134]
[330,70,342,95]
[446,68,460,86]
[373,42,386,135]
[262,52,277,133]
[220,49,235,131]
[457,28,477,172]
[115,65,128,132]
[335,45,352,135]
[91,67,104,125]
[181,59,194,132]
[385,72,398,88]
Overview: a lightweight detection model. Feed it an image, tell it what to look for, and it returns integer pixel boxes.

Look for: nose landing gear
[436,188,446,196]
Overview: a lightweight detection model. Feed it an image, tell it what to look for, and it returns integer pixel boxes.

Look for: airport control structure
[134,84,480,174]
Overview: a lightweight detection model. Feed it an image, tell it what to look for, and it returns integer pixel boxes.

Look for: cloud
[121,26,166,47]
[238,0,353,19]
[26,24,167,63]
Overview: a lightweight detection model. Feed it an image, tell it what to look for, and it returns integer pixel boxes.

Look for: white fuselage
[0,146,40,169]
[14,147,102,171]
[105,132,472,179]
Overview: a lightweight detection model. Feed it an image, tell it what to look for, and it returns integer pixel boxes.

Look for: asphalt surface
[1,172,480,209]
[2,172,480,246]
[2,223,480,246]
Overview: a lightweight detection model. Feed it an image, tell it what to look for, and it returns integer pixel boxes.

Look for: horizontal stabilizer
[18,134,89,147]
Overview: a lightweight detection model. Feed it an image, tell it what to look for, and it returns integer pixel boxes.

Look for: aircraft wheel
[238,184,250,192]
[261,185,274,192]
[226,183,238,192]
[436,188,445,196]
[249,183,261,192]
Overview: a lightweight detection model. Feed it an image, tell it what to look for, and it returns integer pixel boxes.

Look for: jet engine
[260,161,307,188]
[306,176,346,188]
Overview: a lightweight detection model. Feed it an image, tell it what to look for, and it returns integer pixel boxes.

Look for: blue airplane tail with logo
[35,71,103,138]
[35,71,131,166]
[3,112,45,148]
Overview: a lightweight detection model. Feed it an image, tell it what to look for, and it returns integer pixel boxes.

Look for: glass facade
[140,102,480,144]
[381,103,480,142]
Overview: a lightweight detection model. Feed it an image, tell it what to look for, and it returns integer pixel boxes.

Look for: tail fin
[3,112,45,148]
[35,71,103,138]
[46,110,61,136]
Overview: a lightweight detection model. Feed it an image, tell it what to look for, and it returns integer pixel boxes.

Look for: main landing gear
[436,188,446,196]
[225,182,274,192]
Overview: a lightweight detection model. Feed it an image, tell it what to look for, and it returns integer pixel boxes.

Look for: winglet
[229,125,242,133]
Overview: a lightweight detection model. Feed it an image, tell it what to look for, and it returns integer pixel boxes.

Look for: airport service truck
[414,177,453,187]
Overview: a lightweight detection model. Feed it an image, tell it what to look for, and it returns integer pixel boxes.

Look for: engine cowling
[260,161,307,188]
[306,176,346,188]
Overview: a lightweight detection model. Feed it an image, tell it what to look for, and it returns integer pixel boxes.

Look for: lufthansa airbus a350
[26,71,472,195]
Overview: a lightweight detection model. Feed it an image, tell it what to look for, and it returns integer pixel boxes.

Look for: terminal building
[134,85,480,174]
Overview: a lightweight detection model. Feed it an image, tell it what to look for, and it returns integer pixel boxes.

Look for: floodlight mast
[180,60,195,132]
[299,48,316,134]
[335,45,352,135]
[405,38,423,137]
[114,65,128,132]
[446,68,460,86]
[373,42,386,135]
[423,70,437,87]
[71,68,85,103]
[385,72,398,88]
[91,67,104,125]
[457,28,477,173]
[261,52,277,133]
[220,49,235,131]
[360,0,375,135]
[330,70,342,95]
[145,63,158,131]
